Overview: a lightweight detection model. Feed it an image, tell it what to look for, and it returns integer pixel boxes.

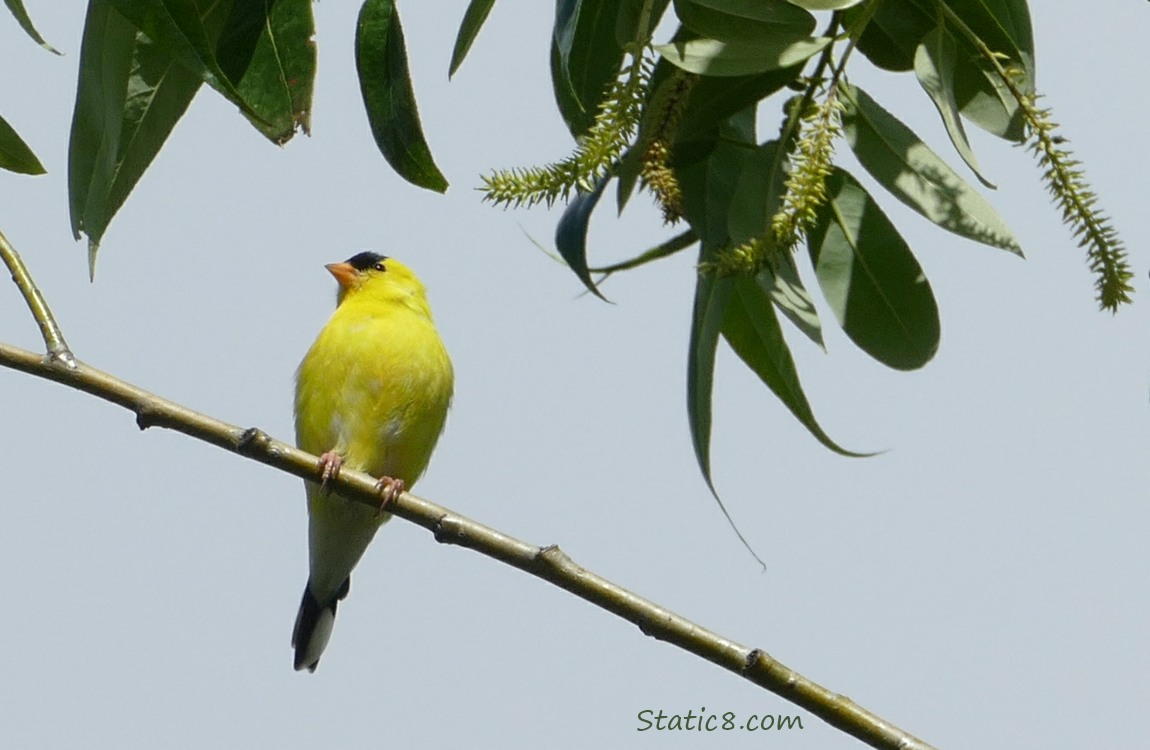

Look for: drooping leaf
[807,169,940,370]
[726,140,824,347]
[686,265,731,494]
[722,275,861,454]
[656,35,829,77]
[678,110,755,491]
[218,0,316,143]
[0,113,46,175]
[448,0,496,78]
[913,24,993,188]
[676,109,753,485]
[3,0,59,53]
[674,0,815,42]
[69,0,224,273]
[356,0,447,193]
[588,229,698,275]
[554,177,609,300]
[840,85,1020,254]
[103,0,268,128]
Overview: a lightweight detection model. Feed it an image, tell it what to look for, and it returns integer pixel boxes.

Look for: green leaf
[674,0,815,42]
[103,0,269,129]
[679,67,797,139]
[554,178,609,300]
[655,35,829,77]
[947,0,1033,68]
[945,0,1035,142]
[783,0,864,9]
[588,229,698,275]
[840,85,1020,254]
[676,108,756,245]
[69,0,221,273]
[913,24,993,188]
[807,169,940,370]
[725,140,824,347]
[686,265,731,494]
[356,0,448,193]
[951,36,1025,141]
[449,0,496,78]
[0,113,46,175]
[845,0,933,71]
[614,142,643,214]
[551,0,628,137]
[679,111,755,489]
[722,275,859,454]
[759,258,823,349]
[218,0,316,143]
[3,0,59,53]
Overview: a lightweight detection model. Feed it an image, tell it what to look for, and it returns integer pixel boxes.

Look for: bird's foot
[318,452,343,494]
[374,476,405,517]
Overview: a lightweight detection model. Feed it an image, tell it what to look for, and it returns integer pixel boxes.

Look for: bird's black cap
[345,251,388,271]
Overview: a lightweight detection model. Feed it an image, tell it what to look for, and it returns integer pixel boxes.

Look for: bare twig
[0,229,75,367]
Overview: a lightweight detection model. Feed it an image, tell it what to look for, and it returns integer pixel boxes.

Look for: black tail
[291,577,350,672]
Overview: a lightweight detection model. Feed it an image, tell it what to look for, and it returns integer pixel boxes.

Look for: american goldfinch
[292,252,453,672]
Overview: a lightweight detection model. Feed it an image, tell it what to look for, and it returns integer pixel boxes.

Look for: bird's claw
[318,452,343,494]
[374,476,404,517]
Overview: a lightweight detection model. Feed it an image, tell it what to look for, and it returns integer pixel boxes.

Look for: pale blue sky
[1,3,1147,748]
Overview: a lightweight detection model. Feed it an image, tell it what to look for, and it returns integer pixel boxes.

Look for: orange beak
[325,262,358,289]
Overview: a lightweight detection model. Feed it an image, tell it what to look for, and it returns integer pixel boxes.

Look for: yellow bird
[292,252,453,672]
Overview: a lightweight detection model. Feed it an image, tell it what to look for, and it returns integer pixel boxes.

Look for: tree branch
[0,238,937,750]
[1,228,75,367]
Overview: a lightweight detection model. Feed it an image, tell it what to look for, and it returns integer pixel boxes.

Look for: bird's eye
[373,262,386,272]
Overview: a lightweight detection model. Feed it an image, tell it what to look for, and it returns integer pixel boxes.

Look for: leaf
[656,35,829,77]
[845,0,934,72]
[686,266,731,493]
[783,0,864,9]
[674,0,815,42]
[725,140,824,347]
[840,85,1020,254]
[678,67,797,139]
[69,0,220,274]
[448,0,496,78]
[551,0,627,137]
[947,0,1033,66]
[807,169,940,370]
[945,0,1035,142]
[355,0,447,193]
[554,178,609,299]
[722,275,860,454]
[0,113,46,175]
[218,0,316,143]
[103,0,269,128]
[678,111,755,489]
[676,107,756,245]
[3,0,59,53]
[758,258,823,349]
[913,24,993,188]
[588,229,698,275]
